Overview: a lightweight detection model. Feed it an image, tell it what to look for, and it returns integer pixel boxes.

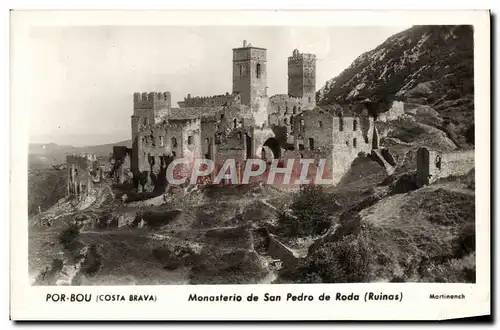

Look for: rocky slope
[317,25,474,147]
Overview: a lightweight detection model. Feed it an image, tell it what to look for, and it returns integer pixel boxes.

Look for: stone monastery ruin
[112,40,380,191]
[65,40,474,194]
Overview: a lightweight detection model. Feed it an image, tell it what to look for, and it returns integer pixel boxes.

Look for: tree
[278,184,340,237]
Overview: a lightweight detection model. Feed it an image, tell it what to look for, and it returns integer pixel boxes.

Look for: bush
[278,185,340,237]
[308,234,373,283]
[58,224,80,250]
[454,222,475,258]
[465,124,474,145]
[80,245,102,276]
[424,253,475,283]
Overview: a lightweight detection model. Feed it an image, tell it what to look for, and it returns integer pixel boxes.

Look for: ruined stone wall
[252,126,276,159]
[296,110,335,151]
[201,119,217,159]
[417,147,475,186]
[180,118,203,160]
[332,117,373,153]
[267,94,314,140]
[214,129,248,171]
[268,94,314,115]
[291,108,375,184]
[134,124,169,173]
[178,93,241,108]
[132,119,201,173]
[251,95,269,128]
[112,146,132,184]
[267,234,298,268]
[66,154,98,196]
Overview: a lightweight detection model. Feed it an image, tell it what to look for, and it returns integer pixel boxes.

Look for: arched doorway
[261,137,281,160]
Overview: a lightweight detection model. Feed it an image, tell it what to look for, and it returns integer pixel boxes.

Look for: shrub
[424,253,475,283]
[80,245,102,276]
[278,185,340,237]
[308,234,373,283]
[454,222,475,258]
[58,223,80,250]
[465,124,474,145]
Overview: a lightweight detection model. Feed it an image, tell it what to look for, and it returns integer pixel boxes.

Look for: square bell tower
[232,40,267,107]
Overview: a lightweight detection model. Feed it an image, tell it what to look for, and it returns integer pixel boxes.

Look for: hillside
[317,25,474,147]
[28,168,68,215]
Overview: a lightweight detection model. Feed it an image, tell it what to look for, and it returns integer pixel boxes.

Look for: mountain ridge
[316,25,474,147]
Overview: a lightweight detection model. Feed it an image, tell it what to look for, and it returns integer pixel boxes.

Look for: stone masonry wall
[66,154,98,196]
[417,147,475,186]
[178,93,241,108]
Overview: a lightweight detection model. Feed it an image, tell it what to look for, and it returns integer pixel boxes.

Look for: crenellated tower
[131,91,171,142]
[288,49,316,102]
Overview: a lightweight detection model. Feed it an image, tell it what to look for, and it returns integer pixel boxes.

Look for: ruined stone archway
[262,137,281,160]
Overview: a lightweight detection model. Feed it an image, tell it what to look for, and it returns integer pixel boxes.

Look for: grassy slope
[29,182,280,285]
[28,169,68,215]
[339,176,475,282]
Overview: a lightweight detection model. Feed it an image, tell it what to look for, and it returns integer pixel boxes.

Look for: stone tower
[288,49,316,100]
[131,91,171,174]
[131,92,171,142]
[232,40,267,107]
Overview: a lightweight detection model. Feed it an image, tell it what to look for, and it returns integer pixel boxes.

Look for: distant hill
[29,140,132,168]
[316,25,474,147]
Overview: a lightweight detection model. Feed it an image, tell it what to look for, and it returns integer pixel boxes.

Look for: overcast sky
[25,25,408,146]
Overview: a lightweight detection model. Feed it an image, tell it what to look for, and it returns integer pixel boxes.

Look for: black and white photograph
[10,9,490,321]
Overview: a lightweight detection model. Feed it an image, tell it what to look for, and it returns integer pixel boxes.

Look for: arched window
[353,138,357,148]
[239,65,242,76]
[319,121,323,128]
[353,119,358,131]
[308,138,315,150]
[171,137,177,148]
[233,118,237,129]
[256,63,261,78]
[284,118,288,125]
[220,114,225,121]
[205,137,210,144]
[188,136,194,145]
[339,117,344,131]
